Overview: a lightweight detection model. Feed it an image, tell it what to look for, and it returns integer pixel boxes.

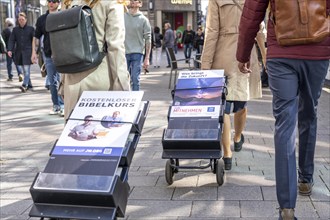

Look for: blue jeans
[18,65,32,88]
[16,64,22,76]
[126,53,143,91]
[267,58,329,209]
[44,56,64,109]
[183,43,193,59]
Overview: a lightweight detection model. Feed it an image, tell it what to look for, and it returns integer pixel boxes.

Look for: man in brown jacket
[236,0,330,219]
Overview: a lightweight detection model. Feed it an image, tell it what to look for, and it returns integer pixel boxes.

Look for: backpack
[272,0,329,46]
[46,5,105,73]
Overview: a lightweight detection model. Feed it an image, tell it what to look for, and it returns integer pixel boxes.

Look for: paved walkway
[0,51,329,219]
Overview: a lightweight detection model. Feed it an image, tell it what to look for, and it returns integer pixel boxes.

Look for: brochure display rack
[162,70,226,185]
[29,91,149,220]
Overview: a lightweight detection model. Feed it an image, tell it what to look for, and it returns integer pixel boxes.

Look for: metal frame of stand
[29,101,150,220]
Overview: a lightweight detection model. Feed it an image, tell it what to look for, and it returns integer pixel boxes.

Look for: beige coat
[60,0,131,119]
[201,0,261,101]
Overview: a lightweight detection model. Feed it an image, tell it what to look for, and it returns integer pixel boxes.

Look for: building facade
[0,0,41,32]
[141,0,202,35]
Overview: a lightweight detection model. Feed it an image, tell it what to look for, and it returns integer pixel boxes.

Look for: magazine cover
[53,91,144,157]
[173,70,225,106]
[165,70,225,140]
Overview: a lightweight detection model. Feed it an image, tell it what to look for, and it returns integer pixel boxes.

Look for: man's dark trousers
[267,58,329,209]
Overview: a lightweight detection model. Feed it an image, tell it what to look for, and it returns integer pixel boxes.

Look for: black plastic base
[29,203,116,220]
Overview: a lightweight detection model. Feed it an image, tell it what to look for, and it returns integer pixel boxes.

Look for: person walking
[201,0,262,170]
[163,22,175,68]
[193,26,204,68]
[174,31,181,54]
[182,24,195,63]
[31,0,64,116]
[236,0,330,219]
[60,0,131,119]
[7,12,34,92]
[1,18,24,82]
[152,26,163,68]
[193,27,204,54]
[124,0,151,91]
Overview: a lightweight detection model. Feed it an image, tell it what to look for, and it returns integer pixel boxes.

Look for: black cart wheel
[165,159,174,185]
[216,159,225,186]
[211,159,217,174]
[174,159,179,173]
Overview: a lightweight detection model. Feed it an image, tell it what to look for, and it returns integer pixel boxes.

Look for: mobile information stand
[162,70,226,185]
[29,91,149,220]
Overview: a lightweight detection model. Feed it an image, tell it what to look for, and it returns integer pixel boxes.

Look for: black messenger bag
[46,5,105,73]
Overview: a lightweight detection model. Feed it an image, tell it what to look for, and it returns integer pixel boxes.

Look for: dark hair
[154,26,160,34]
[84,115,93,120]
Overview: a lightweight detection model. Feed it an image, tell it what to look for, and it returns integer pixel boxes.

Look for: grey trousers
[267,58,329,209]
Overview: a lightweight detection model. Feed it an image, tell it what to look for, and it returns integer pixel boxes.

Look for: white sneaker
[49,108,61,115]
[59,109,65,117]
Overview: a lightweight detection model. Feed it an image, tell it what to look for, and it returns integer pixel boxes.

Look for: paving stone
[128,176,159,187]
[191,201,240,218]
[127,217,177,220]
[126,200,192,217]
[0,199,33,215]
[196,172,219,187]
[223,171,275,186]
[295,201,320,219]
[313,201,330,218]
[1,214,30,220]
[173,186,217,201]
[261,186,277,201]
[129,186,174,200]
[218,186,263,201]
[156,175,199,188]
[1,186,31,200]
[240,201,279,218]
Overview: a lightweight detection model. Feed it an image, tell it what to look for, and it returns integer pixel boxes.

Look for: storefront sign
[171,0,193,5]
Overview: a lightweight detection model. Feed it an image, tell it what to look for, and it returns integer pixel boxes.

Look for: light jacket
[201,0,262,101]
[60,0,131,119]
[124,11,151,55]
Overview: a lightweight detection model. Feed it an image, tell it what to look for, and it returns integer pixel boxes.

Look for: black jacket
[193,33,204,53]
[8,24,35,65]
[34,11,53,57]
[182,30,195,45]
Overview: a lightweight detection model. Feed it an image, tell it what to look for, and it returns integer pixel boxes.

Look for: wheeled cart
[29,91,149,220]
[162,70,226,186]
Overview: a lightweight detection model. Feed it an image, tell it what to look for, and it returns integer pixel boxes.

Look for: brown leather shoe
[298,182,313,196]
[279,208,296,220]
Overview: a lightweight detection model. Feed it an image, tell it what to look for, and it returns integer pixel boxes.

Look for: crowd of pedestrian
[0,0,329,220]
